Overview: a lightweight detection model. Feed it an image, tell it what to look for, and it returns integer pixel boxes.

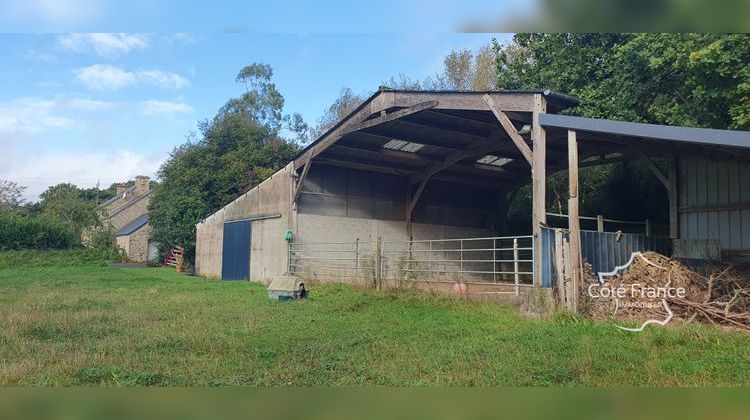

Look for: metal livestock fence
[288,235,534,295]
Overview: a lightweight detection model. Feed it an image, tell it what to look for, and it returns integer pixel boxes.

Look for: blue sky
[0,32,509,201]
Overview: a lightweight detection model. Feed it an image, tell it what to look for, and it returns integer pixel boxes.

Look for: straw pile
[580,252,750,331]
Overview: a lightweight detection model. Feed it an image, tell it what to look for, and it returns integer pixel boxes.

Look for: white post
[513,238,520,296]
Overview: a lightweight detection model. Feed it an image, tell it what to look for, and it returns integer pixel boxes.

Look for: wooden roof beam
[393,91,535,112]
[340,101,438,136]
[294,98,435,170]
[483,94,534,166]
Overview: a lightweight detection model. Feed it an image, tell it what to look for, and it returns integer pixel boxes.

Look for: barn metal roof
[539,113,750,150]
[115,214,149,237]
[287,88,750,195]
[293,88,578,165]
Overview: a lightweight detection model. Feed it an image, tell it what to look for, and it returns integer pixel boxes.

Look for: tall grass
[0,254,748,386]
[0,248,117,269]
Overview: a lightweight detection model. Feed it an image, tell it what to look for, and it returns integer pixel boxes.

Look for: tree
[0,180,26,212]
[436,46,497,91]
[149,63,301,261]
[382,44,497,91]
[495,33,750,230]
[38,183,100,240]
[494,33,750,129]
[310,88,367,140]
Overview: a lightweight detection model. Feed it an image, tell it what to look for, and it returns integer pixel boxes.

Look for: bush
[0,212,77,250]
[82,224,124,262]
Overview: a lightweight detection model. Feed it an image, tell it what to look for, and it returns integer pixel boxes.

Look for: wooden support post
[567,130,581,313]
[596,215,605,233]
[531,94,547,287]
[668,155,679,239]
[293,148,314,206]
[636,147,670,189]
[645,219,652,237]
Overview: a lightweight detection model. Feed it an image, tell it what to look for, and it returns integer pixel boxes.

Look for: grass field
[1,250,749,386]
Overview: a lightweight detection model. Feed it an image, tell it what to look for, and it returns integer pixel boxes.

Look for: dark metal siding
[540,227,672,285]
[221,220,251,280]
[540,227,555,287]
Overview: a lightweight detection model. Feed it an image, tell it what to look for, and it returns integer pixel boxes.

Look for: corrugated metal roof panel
[115,214,149,236]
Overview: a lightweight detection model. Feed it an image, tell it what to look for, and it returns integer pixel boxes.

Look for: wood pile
[580,252,750,331]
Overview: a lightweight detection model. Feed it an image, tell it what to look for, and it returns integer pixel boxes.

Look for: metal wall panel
[679,157,750,252]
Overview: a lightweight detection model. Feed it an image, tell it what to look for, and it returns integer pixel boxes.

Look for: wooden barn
[194,88,750,298]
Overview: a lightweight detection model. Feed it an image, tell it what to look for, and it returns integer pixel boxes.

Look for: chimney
[116,183,128,195]
[135,175,150,194]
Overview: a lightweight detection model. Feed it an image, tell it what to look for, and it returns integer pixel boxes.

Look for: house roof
[115,214,149,237]
[98,186,136,208]
[105,190,152,220]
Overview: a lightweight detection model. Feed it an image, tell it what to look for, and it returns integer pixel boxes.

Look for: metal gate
[221,220,251,280]
[288,235,534,294]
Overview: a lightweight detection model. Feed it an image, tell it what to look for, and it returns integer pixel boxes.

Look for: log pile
[580,252,750,331]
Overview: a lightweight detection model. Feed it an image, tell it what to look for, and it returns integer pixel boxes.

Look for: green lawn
[0,251,748,386]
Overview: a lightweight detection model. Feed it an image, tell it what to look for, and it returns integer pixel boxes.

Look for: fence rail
[288,235,534,295]
[546,212,669,236]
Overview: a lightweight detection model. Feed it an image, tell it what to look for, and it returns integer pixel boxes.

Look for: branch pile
[580,252,750,331]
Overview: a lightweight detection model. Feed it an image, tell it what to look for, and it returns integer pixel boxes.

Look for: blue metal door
[221,220,251,280]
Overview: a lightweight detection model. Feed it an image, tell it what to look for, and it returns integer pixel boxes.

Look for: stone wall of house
[126,224,151,262]
[116,235,130,256]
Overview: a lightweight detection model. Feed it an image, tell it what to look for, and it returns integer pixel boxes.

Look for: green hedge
[0,212,78,250]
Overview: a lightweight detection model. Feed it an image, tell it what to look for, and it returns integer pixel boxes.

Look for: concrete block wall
[195,163,294,281]
[295,213,495,283]
[296,213,492,244]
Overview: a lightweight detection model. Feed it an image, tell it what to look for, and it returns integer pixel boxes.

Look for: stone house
[100,175,156,262]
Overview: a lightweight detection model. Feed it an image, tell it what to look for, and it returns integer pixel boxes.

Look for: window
[383,139,425,153]
[477,155,513,167]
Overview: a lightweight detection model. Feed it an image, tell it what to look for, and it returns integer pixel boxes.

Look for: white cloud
[142,100,194,117]
[73,64,190,91]
[1,150,164,201]
[58,33,149,57]
[167,33,199,44]
[0,98,74,134]
[68,98,117,112]
[73,64,136,90]
[137,69,190,90]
